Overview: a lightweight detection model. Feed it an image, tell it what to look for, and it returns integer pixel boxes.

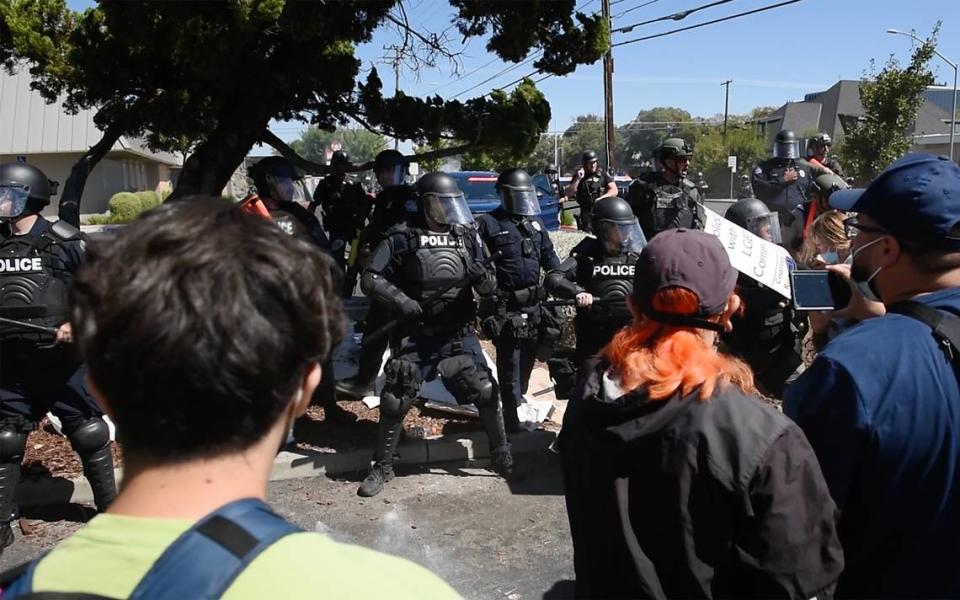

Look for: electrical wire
[613,0,661,20]
[613,0,734,33]
[612,0,803,47]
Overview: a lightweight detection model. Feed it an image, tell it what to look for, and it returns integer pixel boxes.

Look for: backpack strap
[129,498,301,600]
[888,300,960,365]
[1,499,299,600]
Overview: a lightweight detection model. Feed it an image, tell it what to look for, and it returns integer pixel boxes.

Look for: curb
[14,429,557,508]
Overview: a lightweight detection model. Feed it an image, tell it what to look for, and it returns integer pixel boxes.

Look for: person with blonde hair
[559,228,843,599]
[802,209,851,267]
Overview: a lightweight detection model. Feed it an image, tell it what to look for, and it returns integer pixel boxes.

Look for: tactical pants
[327,228,354,271]
[353,304,391,388]
[373,331,509,467]
[493,307,540,430]
[0,345,116,522]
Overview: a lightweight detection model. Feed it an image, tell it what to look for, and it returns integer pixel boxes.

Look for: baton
[361,251,501,348]
[542,297,623,307]
[0,316,60,335]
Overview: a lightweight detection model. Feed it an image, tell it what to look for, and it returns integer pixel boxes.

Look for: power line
[450,52,542,99]
[613,0,661,19]
[612,0,803,47]
[613,0,735,33]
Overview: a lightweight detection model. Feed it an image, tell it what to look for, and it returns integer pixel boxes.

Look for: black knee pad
[381,358,420,417]
[0,428,27,464]
[66,417,111,456]
[438,355,496,406]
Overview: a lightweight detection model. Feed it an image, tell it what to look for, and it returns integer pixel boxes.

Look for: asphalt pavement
[1,451,575,600]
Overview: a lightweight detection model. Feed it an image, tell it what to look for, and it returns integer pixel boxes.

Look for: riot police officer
[336,149,416,399]
[248,156,331,251]
[626,138,704,240]
[722,197,803,397]
[751,130,814,224]
[314,150,372,269]
[0,163,116,550]
[356,172,513,497]
[545,196,647,369]
[806,133,845,178]
[564,151,618,233]
[476,169,560,432]
[544,164,564,199]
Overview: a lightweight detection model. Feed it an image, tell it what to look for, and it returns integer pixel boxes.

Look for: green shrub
[107,192,143,223]
[135,190,162,210]
[160,188,172,202]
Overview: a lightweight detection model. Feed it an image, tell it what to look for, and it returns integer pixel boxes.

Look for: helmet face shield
[422,192,475,225]
[746,212,782,244]
[266,175,313,207]
[596,219,647,255]
[0,186,30,220]
[376,164,406,188]
[500,187,540,216]
[773,140,799,159]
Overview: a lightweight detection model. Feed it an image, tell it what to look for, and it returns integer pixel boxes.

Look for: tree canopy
[289,127,388,166]
[0,0,607,208]
[837,23,939,181]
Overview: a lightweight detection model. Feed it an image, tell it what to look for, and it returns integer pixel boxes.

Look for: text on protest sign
[702,207,792,298]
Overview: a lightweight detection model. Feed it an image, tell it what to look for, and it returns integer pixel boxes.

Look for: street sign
[727,155,737,171]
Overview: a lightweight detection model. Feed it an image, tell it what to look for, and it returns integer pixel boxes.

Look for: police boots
[476,401,516,481]
[0,427,27,552]
[66,418,117,513]
[357,416,403,497]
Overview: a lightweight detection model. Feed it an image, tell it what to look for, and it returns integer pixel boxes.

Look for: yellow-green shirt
[28,514,460,599]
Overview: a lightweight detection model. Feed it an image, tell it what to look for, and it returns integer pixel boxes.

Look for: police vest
[576,175,606,208]
[725,279,794,356]
[479,214,547,292]
[755,160,811,218]
[577,250,638,324]
[400,229,471,303]
[0,224,77,342]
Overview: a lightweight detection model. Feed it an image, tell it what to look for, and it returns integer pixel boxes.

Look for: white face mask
[850,236,885,302]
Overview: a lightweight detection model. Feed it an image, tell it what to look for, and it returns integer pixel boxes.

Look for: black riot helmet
[773,129,799,159]
[373,149,408,188]
[330,150,350,166]
[725,197,781,244]
[581,150,598,165]
[416,172,474,228]
[248,156,313,206]
[0,162,52,220]
[591,196,647,255]
[495,168,540,216]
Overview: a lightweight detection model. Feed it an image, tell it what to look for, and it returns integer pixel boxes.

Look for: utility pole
[602,0,615,172]
[721,80,733,140]
[392,47,401,150]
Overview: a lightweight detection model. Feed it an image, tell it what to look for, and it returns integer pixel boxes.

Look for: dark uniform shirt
[575,170,614,229]
[361,184,416,250]
[475,208,559,294]
[751,157,813,220]
[315,175,371,236]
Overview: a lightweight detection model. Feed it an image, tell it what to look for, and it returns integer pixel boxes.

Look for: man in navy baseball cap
[785,152,960,598]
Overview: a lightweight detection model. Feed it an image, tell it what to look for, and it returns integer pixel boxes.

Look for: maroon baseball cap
[632,228,737,332]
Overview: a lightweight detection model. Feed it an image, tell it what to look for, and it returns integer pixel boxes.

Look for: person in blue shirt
[784,153,960,598]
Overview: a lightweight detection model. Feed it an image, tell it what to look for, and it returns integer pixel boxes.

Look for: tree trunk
[57,124,124,227]
[171,117,271,200]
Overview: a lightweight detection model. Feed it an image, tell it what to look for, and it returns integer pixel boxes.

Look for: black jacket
[559,358,844,599]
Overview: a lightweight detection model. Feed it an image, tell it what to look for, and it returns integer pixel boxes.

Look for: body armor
[0,226,74,341]
[577,251,637,325]
[398,227,473,327]
[479,213,547,294]
[652,184,697,234]
[575,175,605,211]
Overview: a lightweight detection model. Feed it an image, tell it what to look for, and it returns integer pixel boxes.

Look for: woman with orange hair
[559,229,843,599]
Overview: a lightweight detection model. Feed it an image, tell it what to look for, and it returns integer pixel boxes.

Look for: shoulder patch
[754,166,762,175]
[531,221,541,232]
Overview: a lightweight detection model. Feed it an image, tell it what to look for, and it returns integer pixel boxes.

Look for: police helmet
[545,163,558,174]
[725,197,781,244]
[591,196,646,255]
[374,149,408,187]
[416,172,474,226]
[655,138,694,161]
[581,150,598,164]
[496,168,540,216]
[773,129,799,159]
[248,156,312,206]
[809,133,832,148]
[0,162,53,219]
[330,150,351,167]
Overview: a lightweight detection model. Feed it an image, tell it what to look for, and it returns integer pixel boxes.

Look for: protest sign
[702,206,792,298]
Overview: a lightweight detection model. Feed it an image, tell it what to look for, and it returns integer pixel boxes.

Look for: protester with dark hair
[560,228,843,599]
[785,153,960,598]
[0,197,456,598]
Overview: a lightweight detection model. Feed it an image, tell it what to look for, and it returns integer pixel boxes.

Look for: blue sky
[65,0,959,147]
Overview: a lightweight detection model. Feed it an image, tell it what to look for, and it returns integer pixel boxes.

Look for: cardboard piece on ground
[702,206,792,299]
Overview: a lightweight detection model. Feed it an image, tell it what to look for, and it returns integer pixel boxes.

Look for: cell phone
[790,270,852,311]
